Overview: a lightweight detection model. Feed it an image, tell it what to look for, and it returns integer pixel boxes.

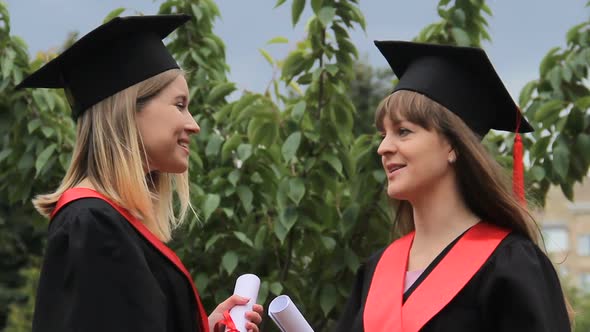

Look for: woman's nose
[377,135,396,156]
[185,112,200,135]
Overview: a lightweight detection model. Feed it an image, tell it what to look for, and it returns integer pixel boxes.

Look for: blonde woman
[334,41,570,331]
[17,15,262,332]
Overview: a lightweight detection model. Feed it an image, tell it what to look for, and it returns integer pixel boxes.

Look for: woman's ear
[448,148,457,164]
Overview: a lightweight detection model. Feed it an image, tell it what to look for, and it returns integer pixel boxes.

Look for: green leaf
[221,133,241,162]
[191,4,203,20]
[518,80,537,107]
[287,178,305,205]
[549,67,561,91]
[529,165,546,182]
[267,36,289,44]
[531,136,551,159]
[291,101,306,122]
[254,226,267,249]
[0,148,12,163]
[259,49,274,66]
[273,219,289,243]
[317,6,336,27]
[195,273,209,291]
[205,134,223,157]
[311,0,323,13]
[344,247,360,272]
[274,0,287,8]
[237,144,252,161]
[322,154,343,176]
[251,172,263,184]
[237,185,254,213]
[574,96,590,110]
[562,64,573,82]
[341,203,360,235]
[321,236,336,250]
[576,134,590,164]
[228,170,240,187]
[270,281,283,295]
[202,194,220,221]
[560,181,574,201]
[282,131,302,162]
[320,284,337,316]
[281,51,306,82]
[233,231,254,247]
[450,28,471,46]
[103,7,126,23]
[222,251,239,275]
[451,9,466,26]
[27,119,41,133]
[539,47,560,77]
[41,127,55,138]
[1,48,14,79]
[291,0,306,26]
[279,206,298,232]
[553,141,570,180]
[206,82,236,104]
[35,144,56,177]
[534,100,563,122]
[248,119,278,147]
[205,234,226,252]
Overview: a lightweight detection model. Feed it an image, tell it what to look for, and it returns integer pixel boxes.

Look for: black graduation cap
[16,14,190,119]
[374,40,533,137]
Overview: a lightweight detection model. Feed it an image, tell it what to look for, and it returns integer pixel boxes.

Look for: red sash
[51,187,210,332]
[363,222,510,332]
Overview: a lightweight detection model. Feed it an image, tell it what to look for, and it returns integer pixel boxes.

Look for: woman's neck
[75,178,97,190]
[407,176,479,269]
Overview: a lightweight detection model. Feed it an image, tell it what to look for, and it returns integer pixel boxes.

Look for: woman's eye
[398,128,411,136]
[176,103,185,111]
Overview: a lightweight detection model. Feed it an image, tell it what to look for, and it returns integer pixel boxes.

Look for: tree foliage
[1,0,589,331]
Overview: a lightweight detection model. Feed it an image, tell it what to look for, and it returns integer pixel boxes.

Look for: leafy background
[1,0,589,331]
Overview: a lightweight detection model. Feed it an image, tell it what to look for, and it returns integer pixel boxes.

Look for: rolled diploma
[268,295,314,332]
[229,274,260,332]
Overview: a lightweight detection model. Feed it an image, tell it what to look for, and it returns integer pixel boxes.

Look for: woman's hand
[208,294,264,332]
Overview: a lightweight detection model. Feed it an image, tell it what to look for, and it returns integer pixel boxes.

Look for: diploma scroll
[229,274,261,332]
[268,295,314,332]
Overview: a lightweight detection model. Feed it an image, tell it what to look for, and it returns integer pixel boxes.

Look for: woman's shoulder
[495,231,546,257]
[49,197,127,235]
[487,231,559,277]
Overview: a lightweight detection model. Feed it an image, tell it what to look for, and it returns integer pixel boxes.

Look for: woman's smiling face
[136,75,200,174]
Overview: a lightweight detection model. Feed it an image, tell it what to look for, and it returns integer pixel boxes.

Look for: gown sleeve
[32,202,168,332]
[333,249,384,332]
[480,237,571,332]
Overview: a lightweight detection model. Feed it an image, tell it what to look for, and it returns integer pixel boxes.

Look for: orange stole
[52,188,211,332]
[363,222,510,332]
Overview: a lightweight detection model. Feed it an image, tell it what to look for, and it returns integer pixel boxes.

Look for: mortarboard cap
[374,40,533,137]
[16,14,190,119]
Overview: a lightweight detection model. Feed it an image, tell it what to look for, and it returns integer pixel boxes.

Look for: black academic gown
[334,233,571,332]
[32,197,202,332]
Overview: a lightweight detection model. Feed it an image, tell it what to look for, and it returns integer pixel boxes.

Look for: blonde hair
[33,69,190,242]
[376,90,539,242]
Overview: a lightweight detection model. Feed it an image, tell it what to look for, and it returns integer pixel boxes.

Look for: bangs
[375,90,440,132]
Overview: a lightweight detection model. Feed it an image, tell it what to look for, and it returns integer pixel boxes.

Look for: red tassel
[513,133,526,206]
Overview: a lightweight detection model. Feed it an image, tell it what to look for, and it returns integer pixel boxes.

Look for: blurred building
[536,177,590,290]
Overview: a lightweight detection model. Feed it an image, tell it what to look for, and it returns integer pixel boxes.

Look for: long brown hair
[375,90,540,243]
[376,90,575,321]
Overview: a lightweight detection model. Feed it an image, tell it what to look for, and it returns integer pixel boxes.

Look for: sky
[4,1,589,100]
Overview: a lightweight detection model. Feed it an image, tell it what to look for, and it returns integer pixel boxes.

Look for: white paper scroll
[229,274,261,332]
[268,295,314,332]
